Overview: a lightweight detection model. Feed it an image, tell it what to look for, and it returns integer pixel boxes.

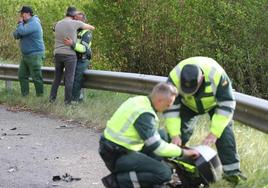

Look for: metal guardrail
[0,63,267,133]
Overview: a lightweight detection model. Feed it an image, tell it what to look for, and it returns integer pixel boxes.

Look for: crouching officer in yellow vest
[164,56,247,184]
[64,12,92,102]
[99,83,199,188]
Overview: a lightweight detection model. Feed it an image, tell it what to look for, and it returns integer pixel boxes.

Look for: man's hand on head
[17,16,23,24]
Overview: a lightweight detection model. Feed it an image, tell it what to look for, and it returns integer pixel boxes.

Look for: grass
[189,116,268,188]
[0,81,131,130]
[0,80,267,188]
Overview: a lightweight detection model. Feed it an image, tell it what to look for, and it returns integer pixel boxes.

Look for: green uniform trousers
[18,54,44,96]
[72,59,89,101]
[179,103,240,174]
[99,137,172,188]
[115,152,172,188]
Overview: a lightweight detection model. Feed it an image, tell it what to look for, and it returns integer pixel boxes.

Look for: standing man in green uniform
[64,12,92,102]
[99,83,199,188]
[164,56,246,184]
[13,6,45,96]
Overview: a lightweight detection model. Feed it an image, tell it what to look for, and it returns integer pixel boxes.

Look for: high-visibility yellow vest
[104,96,158,151]
[167,57,234,138]
[77,30,92,48]
[169,57,224,112]
[74,30,92,56]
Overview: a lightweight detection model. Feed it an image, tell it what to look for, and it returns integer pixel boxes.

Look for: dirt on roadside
[0,105,108,188]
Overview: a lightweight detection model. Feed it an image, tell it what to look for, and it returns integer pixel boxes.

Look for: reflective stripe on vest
[167,104,181,110]
[104,96,158,151]
[77,30,92,47]
[218,101,236,109]
[163,111,180,118]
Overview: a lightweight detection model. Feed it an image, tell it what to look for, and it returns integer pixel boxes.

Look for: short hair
[76,11,87,22]
[66,6,77,17]
[150,82,178,99]
[19,6,34,16]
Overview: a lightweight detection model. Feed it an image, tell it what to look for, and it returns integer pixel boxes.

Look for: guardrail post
[80,88,85,100]
[5,80,12,92]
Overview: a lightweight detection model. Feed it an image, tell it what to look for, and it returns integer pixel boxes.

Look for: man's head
[66,6,77,17]
[180,64,204,95]
[19,6,33,21]
[74,11,87,22]
[150,83,178,112]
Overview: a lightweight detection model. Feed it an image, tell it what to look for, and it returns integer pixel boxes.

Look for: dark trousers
[72,59,89,101]
[99,137,172,188]
[50,54,77,104]
[179,103,240,174]
[18,54,44,96]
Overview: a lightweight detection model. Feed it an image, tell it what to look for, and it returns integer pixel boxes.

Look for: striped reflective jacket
[164,57,235,138]
[104,96,182,157]
[72,29,92,60]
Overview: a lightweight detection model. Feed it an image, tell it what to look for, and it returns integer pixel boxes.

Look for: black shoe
[49,98,55,103]
[101,174,119,188]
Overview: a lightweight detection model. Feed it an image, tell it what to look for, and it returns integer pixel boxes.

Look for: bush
[0,0,92,65]
[1,0,268,98]
[87,0,268,98]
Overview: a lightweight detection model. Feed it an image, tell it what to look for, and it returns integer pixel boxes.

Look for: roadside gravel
[0,105,108,188]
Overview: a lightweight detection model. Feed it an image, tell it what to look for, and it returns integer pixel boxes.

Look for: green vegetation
[88,0,268,98]
[1,1,268,186]
[190,116,268,188]
[0,80,267,188]
[0,0,92,64]
[1,0,268,98]
[0,81,131,130]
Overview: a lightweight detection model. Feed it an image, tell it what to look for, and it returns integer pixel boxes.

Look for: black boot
[102,173,120,188]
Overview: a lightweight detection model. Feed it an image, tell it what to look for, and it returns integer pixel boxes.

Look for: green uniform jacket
[104,96,183,157]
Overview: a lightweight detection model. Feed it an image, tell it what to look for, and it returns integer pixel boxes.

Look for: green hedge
[1,0,268,98]
[88,0,268,98]
[0,0,92,63]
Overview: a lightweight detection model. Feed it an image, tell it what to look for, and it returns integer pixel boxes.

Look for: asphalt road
[0,105,108,188]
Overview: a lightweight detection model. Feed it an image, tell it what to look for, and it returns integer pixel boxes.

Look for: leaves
[1,0,268,98]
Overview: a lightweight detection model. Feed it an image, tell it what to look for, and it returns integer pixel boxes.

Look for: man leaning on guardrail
[164,56,247,185]
[13,6,45,97]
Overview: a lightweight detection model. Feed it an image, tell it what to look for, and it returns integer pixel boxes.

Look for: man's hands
[171,135,200,159]
[17,15,23,24]
[202,132,217,146]
[84,24,95,30]
[64,37,74,46]
[171,132,217,147]
[182,148,200,159]
[171,135,182,146]
[171,132,216,159]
